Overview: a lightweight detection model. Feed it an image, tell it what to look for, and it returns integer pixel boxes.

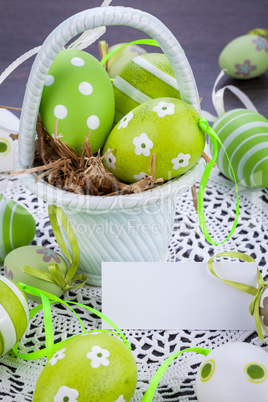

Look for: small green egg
[219,34,268,79]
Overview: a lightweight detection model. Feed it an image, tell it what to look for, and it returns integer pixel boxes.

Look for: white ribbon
[0,0,112,88]
[201,70,259,122]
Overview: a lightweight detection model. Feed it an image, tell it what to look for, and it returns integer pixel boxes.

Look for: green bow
[23,205,87,293]
[208,251,268,341]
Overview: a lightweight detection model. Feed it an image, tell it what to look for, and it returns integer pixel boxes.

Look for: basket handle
[18,6,200,168]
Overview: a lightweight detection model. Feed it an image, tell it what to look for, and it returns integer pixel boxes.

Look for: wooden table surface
[0,0,267,118]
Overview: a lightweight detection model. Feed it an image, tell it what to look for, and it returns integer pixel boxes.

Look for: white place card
[102,261,257,330]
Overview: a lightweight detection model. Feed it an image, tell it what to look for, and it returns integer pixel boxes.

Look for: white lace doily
[0,167,268,402]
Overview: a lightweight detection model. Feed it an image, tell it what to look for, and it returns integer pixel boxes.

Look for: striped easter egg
[113,53,181,123]
[0,195,36,262]
[209,109,268,188]
[0,275,29,356]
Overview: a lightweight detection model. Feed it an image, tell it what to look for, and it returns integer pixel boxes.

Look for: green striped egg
[0,195,36,262]
[0,275,29,356]
[209,109,268,188]
[113,53,181,123]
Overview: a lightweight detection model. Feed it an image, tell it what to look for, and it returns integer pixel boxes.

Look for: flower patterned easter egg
[259,287,268,337]
[39,49,115,155]
[113,53,181,123]
[107,43,147,79]
[209,108,268,188]
[219,34,268,79]
[4,245,69,302]
[0,275,29,357]
[0,195,36,263]
[102,97,206,183]
[33,333,137,402]
[195,342,268,402]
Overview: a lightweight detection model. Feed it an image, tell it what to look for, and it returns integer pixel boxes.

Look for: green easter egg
[39,49,115,155]
[113,53,181,123]
[0,195,36,263]
[196,342,268,402]
[4,245,69,302]
[210,108,268,188]
[108,43,147,79]
[33,333,137,402]
[0,275,29,356]
[102,97,205,183]
[219,35,268,79]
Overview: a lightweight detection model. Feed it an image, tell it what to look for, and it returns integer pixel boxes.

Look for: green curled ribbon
[208,251,268,341]
[198,118,240,245]
[141,347,211,401]
[12,282,131,362]
[23,205,87,293]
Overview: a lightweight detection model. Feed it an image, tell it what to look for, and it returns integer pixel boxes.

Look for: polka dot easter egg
[195,342,268,402]
[39,49,115,155]
[107,43,147,79]
[4,245,69,302]
[209,108,268,188]
[33,333,137,402]
[0,275,29,357]
[219,34,268,79]
[113,53,181,123]
[102,97,206,183]
[0,195,36,263]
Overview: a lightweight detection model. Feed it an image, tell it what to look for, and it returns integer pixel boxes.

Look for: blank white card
[102,262,257,330]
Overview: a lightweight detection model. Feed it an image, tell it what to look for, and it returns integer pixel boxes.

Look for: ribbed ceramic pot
[16,6,205,285]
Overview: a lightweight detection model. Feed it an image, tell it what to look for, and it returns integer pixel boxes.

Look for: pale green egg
[39,49,115,155]
[113,53,181,123]
[0,275,29,357]
[0,195,36,263]
[102,97,206,183]
[219,34,268,79]
[4,245,69,302]
[33,333,137,402]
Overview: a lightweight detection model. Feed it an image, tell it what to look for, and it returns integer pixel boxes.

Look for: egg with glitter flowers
[209,108,268,188]
[0,195,36,263]
[0,275,29,357]
[219,34,268,79]
[195,342,268,402]
[4,245,69,302]
[102,97,206,183]
[33,332,137,402]
[39,49,115,155]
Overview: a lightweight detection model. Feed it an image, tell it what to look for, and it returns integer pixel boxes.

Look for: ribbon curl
[23,205,87,293]
[208,251,268,341]
[13,282,131,361]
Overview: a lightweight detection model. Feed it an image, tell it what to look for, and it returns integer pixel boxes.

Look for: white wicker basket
[17,6,206,285]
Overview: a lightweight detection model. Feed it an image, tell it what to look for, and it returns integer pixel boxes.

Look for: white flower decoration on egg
[104,148,116,170]
[49,348,66,366]
[133,172,147,181]
[133,133,153,157]
[153,101,175,117]
[114,395,126,402]
[118,111,134,129]
[171,153,191,169]
[86,345,110,368]
[54,385,79,402]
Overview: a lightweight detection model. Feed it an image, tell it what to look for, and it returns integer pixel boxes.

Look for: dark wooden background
[0,0,267,119]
